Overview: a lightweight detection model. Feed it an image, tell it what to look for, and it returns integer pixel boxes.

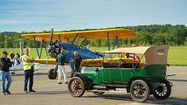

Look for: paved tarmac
[0,66,187,105]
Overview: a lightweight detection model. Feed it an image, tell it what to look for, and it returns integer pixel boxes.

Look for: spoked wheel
[48,69,57,79]
[153,79,171,100]
[130,80,150,102]
[68,77,85,97]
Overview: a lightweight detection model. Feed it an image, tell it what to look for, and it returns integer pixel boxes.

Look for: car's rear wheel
[130,80,150,102]
[68,77,85,97]
[153,79,171,100]
[48,69,57,79]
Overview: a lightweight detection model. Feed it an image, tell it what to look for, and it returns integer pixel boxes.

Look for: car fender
[74,73,93,90]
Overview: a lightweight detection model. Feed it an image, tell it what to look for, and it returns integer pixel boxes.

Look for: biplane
[21,28,136,79]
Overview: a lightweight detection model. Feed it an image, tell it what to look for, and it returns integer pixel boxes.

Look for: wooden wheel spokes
[130,80,150,102]
[152,80,171,100]
[155,83,168,96]
[133,84,146,98]
[68,77,85,97]
[71,80,83,95]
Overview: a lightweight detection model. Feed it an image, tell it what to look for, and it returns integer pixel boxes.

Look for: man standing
[0,51,12,95]
[56,50,68,84]
[74,51,82,73]
[22,48,35,93]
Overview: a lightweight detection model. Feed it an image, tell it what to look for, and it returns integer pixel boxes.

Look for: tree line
[0,24,187,48]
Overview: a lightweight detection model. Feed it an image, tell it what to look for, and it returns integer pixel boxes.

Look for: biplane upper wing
[21,28,136,42]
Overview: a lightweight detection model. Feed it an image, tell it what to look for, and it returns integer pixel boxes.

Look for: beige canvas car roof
[104,46,150,54]
[104,45,169,65]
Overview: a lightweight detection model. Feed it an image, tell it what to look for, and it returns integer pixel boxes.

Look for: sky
[0,0,187,32]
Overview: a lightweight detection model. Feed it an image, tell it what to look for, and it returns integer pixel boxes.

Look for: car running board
[93,84,127,90]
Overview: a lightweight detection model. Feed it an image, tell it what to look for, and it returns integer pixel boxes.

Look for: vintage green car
[68,45,172,102]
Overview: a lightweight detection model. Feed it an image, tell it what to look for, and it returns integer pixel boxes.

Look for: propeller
[49,28,54,45]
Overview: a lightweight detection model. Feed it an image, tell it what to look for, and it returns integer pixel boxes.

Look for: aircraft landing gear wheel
[92,91,104,96]
[48,69,57,79]
[130,80,150,102]
[68,77,85,97]
[153,79,171,100]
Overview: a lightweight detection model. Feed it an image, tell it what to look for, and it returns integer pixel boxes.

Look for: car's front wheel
[68,77,85,97]
[130,79,150,102]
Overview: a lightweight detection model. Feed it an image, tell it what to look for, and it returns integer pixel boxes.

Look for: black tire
[130,80,150,102]
[48,69,57,79]
[92,91,104,96]
[68,77,85,97]
[153,79,171,100]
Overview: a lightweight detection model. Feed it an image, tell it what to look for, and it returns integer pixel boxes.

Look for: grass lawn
[0,46,187,66]
[168,46,187,66]
[0,48,48,59]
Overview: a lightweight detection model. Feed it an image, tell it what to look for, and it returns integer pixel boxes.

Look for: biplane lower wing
[34,59,56,64]
[34,58,137,67]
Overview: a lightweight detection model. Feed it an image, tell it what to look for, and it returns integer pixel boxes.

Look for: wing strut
[79,38,87,48]
[49,28,54,44]
[107,32,110,51]
[44,43,49,59]
[34,37,44,59]
[34,37,40,58]
[112,36,119,50]
[70,34,78,47]
[39,40,44,58]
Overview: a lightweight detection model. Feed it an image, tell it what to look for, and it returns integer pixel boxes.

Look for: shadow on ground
[11,90,69,96]
[83,93,187,105]
[169,79,187,83]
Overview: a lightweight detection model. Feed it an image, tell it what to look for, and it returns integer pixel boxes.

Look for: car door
[101,68,111,83]
[121,68,133,83]
[102,68,123,83]
[110,68,123,83]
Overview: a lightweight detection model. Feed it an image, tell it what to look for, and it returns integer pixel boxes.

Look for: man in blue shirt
[56,50,68,84]
[0,51,12,95]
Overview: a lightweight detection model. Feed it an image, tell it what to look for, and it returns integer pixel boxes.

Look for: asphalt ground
[0,66,187,105]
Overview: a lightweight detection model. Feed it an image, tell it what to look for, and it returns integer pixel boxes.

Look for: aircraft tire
[48,69,57,79]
